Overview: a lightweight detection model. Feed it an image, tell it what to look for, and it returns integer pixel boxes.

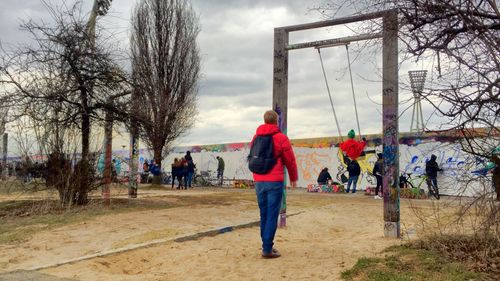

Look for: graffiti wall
[5,129,494,197]
[131,133,490,197]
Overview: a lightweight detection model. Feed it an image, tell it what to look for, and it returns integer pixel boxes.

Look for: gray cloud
[1,0,430,152]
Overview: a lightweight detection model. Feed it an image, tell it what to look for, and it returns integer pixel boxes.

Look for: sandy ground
[0,188,441,281]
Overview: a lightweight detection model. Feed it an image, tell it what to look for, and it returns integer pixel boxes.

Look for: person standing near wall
[216,156,225,186]
[346,159,361,193]
[142,160,149,183]
[248,110,298,259]
[184,151,195,188]
[425,154,442,195]
[171,158,183,189]
[372,153,383,199]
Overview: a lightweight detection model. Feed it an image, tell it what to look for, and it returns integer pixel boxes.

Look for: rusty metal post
[382,10,400,238]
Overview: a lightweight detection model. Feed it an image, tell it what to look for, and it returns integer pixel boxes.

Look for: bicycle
[162,172,172,185]
[193,170,220,187]
[400,173,440,200]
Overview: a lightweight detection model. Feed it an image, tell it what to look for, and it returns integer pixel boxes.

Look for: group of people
[316,129,368,195]
[315,129,450,200]
[170,151,196,189]
[141,159,161,183]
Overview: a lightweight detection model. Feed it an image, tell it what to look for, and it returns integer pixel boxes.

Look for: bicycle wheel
[406,181,415,189]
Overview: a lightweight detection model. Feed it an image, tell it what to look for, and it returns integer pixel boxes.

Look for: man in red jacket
[250,110,298,259]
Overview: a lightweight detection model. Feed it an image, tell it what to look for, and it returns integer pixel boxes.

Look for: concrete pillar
[382,10,400,238]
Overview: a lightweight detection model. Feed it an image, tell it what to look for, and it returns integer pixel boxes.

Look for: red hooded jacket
[250,123,298,183]
[339,139,366,160]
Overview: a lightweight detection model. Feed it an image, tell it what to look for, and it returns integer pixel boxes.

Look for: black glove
[362,137,367,142]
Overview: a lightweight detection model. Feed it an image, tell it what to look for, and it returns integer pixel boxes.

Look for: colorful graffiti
[5,130,492,198]
[158,133,492,197]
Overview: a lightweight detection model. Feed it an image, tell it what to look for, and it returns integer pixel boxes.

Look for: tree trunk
[77,86,91,205]
[152,147,162,185]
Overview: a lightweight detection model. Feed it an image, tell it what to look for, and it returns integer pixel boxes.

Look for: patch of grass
[0,180,46,194]
[409,234,500,275]
[341,245,490,281]
[341,257,381,280]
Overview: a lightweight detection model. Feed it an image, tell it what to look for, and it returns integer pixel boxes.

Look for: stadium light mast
[87,0,113,37]
[408,70,427,134]
[87,0,114,204]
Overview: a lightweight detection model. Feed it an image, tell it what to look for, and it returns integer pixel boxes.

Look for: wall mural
[5,131,493,197]
[109,133,490,197]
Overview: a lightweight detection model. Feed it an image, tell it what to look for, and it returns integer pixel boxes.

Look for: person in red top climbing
[248,110,298,259]
[339,129,367,160]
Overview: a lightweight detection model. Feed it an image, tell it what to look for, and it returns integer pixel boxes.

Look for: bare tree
[0,1,129,204]
[317,1,499,272]
[315,0,499,151]
[130,0,200,183]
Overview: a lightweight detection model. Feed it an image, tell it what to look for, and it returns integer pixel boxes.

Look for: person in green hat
[339,129,367,160]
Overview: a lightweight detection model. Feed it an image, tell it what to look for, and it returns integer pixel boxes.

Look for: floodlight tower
[408,70,427,134]
[87,0,113,38]
[87,0,114,203]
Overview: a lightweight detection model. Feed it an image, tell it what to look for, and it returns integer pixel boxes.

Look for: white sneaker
[374,195,382,199]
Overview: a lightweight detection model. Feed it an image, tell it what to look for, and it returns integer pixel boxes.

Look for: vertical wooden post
[2,133,7,179]
[273,28,289,227]
[128,129,138,198]
[382,10,400,238]
[273,28,289,130]
[102,108,112,204]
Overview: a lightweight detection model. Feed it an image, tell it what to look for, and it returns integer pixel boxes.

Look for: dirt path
[0,188,440,280]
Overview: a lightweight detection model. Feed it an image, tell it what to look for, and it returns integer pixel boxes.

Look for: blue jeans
[255,182,283,254]
[346,175,359,193]
[217,170,224,185]
[427,177,438,193]
[185,172,194,187]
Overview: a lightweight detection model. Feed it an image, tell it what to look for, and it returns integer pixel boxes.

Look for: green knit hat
[348,129,355,139]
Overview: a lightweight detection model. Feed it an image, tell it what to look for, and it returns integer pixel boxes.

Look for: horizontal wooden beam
[278,10,389,32]
[286,33,383,51]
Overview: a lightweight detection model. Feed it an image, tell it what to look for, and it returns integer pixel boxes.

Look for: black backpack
[248,134,277,174]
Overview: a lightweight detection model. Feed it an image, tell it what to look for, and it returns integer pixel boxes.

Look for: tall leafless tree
[0,1,129,205]
[131,0,200,183]
[317,1,499,270]
[315,1,499,156]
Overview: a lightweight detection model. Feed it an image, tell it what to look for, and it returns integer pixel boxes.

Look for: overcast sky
[0,0,442,149]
